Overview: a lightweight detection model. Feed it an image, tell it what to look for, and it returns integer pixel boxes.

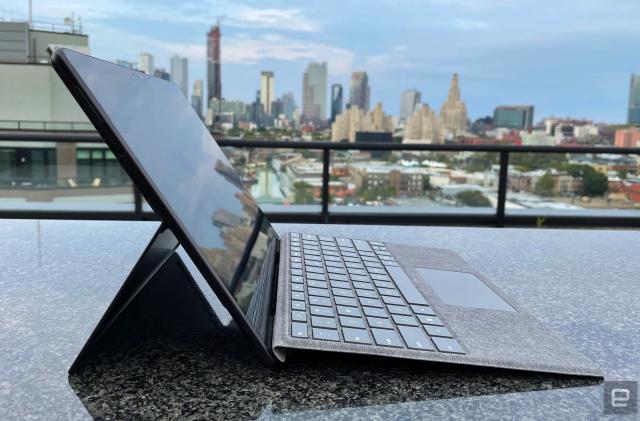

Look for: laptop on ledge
[52,49,600,377]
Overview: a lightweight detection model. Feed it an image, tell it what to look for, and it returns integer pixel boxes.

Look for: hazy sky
[4,0,640,123]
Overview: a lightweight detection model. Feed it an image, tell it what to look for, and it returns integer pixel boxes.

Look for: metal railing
[1,130,640,228]
[0,120,95,131]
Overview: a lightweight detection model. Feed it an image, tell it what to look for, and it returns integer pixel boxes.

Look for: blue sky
[4,0,640,123]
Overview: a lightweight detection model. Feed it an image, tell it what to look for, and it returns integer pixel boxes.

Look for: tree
[292,181,314,204]
[455,190,491,207]
[582,166,608,197]
[359,186,396,202]
[534,173,555,197]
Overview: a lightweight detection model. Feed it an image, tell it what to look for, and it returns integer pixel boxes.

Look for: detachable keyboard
[287,233,465,354]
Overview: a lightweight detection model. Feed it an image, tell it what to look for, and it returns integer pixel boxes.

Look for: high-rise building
[302,62,328,123]
[331,103,393,142]
[138,53,154,75]
[207,23,222,102]
[399,89,421,121]
[260,71,275,116]
[493,105,534,130]
[628,73,640,124]
[153,68,170,81]
[170,54,189,98]
[403,104,443,144]
[331,84,343,123]
[439,73,468,136]
[280,93,296,120]
[191,80,203,118]
[350,71,370,112]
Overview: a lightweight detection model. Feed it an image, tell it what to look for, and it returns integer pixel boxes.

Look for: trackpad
[416,268,516,312]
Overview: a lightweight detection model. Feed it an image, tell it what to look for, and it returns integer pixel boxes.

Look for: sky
[3,0,640,123]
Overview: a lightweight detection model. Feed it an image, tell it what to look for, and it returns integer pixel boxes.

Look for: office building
[153,68,170,81]
[331,103,393,142]
[350,71,370,112]
[439,73,468,136]
[493,106,534,130]
[138,53,154,75]
[170,55,189,98]
[628,73,640,125]
[260,71,275,116]
[403,104,443,144]
[207,23,222,101]
[331,84,343,123]
[191,80,203,118]
[399,89,421,121]
[302,62,328,123]
[280,93,296,120]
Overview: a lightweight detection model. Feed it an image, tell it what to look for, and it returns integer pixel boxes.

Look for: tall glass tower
[628,73,640,124]
[330,84,343,123]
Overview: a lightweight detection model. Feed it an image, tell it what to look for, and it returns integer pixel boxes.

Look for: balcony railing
[1,130,639,228]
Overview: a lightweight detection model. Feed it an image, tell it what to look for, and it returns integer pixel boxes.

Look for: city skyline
[3,0,640,122]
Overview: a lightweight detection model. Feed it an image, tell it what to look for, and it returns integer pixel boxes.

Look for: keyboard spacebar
[386,266,428,305]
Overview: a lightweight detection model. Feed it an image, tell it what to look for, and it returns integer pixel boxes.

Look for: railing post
[321,147,330,223]
[496,151,509,227]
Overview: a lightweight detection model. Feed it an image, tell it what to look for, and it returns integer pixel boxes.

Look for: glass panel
[0,141,135,212]
[506,152,640,218]
[330,149,497,215]
[221,146,322,213]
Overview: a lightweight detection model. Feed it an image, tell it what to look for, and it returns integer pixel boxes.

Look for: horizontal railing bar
[1,130,640,154]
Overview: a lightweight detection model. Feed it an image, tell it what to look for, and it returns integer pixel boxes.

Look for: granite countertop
[1,220,638,420]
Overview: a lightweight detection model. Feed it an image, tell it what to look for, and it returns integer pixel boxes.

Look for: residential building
[0,21,89,63]
[138,53,154,75]
[302,62,328,124]
[191,80,203,118]
[350,71,370,112]
[351,163,428,196]
[330,84,343,123]
[331,103,393,142]
[170,55,188,98]
[399,89,421,121]
[493,105,534,130]
[207,23,222,101]
[403,104,443,144]
[520,131,556,146]
[628,73,640,124]
[260,71,275,116]
[439,73,468,136]
[544,118,595,142]
[614,127,640,148]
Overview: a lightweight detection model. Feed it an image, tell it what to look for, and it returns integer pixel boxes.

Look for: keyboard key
[411,305,435,316]
[359,297,383,308]
[417,315,443,326]
[398,325,435,351]
[311,316,337,329]
[306,273,326,281]
[340,316,366,329]
[334,296,358,307]
[308,287,330,297]
[291,252,301,258]
[356,289,378,299]
[350,274,370,282]
[347,268,367,276]
[302,234,317,241]
[378,288,400,297]
[291,257,302,263]
[292,311,307,322]
[291,283,304,292]
[306,266,324,274]
[342,252,359,258]
[363,307,387,318]
[361,256,379,263]
[327,267,347,275]
[305,260,323,268]
[367,267,387,275]
[330,280,351,290]
[318,235,334,242]
[328,273,349,281]
[307,280,327,289]
[343,256,361,263]
[353,239,373,252]
[376,251,392,257]
[345,262,364,269]
[424,325,453,338]
[353,281,374,290]
[363,262,383,269]
[313,328,340,341]
[335,238,353,247]
[367,317,394,329]
[386,305,412,316]
[386,267,429,306]
[374,280,394,289]
[432,337,465,354]
[291,291,305,301]
[291,276,304,284]
[324,260,343,268]
[310,306,334,317]
[359,251,376,258]
[337,306,361,317]
[291,263,303,270]
[342,327,371,344]
[381,295,404,305]
[323,251,340,257]
[392,315,418,326]
[371,328,403,348]
[305,249,321,256]
[309,296,332,307]
[292,322,308,338]
[370,274,391,281]
[291,269,303,276]
[383,261,400,267]
[292,301,306,311]
[332,288,354,298]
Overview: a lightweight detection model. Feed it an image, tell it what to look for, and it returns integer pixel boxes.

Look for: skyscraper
[331,84,343,123]
[170,54,189,98]
[280,92,296,120]
[493,105,534,130]
[399,89,421,121]
[350,71,370,112]
[191,80,203,118]
[628,73,640,124]
[302,62,328,123]
[260,71,275,116]
[207,23,222,102]
[439,73,468,136]
[138,53,154,75]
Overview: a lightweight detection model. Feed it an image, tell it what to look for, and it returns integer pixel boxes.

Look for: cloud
[452,19,492,30]
[364,45,415,71]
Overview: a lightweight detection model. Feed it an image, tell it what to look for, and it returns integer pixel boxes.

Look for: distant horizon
[3,0,639,123]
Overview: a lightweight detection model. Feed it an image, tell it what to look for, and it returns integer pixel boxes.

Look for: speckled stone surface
[1,220,638,420]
